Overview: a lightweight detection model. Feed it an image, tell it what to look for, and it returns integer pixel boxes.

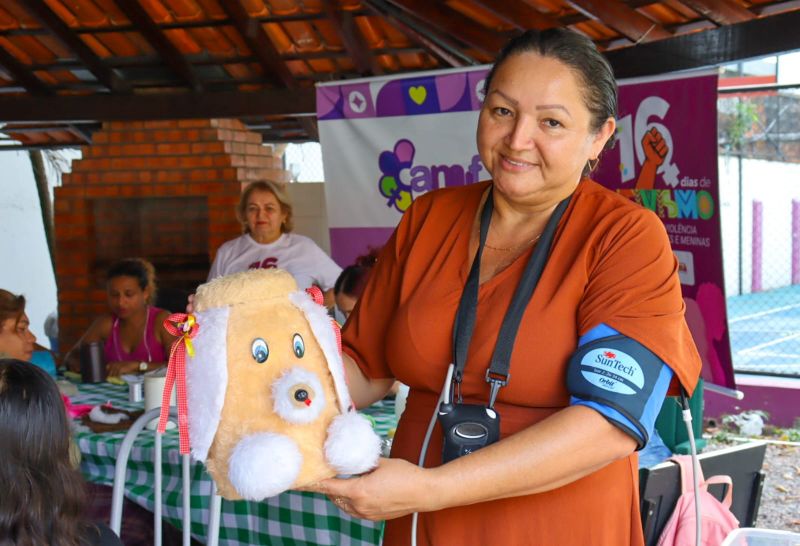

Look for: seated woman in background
[0,359,122,546]
[69,258,172,377]
[208,180,341,307]
[333,248,379,322]
[0,289,36,361]
[334,250,403,400]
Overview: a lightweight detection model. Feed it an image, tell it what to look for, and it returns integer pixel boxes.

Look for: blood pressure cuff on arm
[567,324,673,450]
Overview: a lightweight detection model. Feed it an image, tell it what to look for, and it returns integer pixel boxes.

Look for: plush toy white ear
[186,306,230,462]
[324,412,382,475]
[228,432,302,500]
[288,291,352,414]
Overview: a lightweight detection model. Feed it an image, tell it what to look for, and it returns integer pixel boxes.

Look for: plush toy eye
[292,333,305,358]
[251,338,269,363]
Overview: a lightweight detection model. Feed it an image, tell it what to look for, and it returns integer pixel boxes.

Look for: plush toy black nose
[294,389,309,402]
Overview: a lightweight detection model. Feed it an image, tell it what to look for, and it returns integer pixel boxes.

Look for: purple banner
[329,227,395,269]
[594,72,734,389]
[317,68,488,120]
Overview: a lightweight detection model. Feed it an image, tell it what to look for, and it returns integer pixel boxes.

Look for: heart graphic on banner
[409,86,427,105]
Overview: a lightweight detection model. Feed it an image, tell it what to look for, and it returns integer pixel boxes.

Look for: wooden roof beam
[115,0,201,91]
[554,0,663,26]
[0,88,316,122]
[323,0,382,75]
[385,0,507,57]
[24,0,123,92]
[473,0,561,30]
[605,9,800,78]
[67,124,93,143]
[0,122,100,133]
[220,0,296,88]
[567,0,671,43]
[0,143,82,151]
[678,0,755,25]
[0,46,51,96]
[299,117,319,141]
[754,1,800,17]
[363,0,473,67]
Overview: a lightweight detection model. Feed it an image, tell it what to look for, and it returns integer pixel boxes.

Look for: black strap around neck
[451,189,571,388]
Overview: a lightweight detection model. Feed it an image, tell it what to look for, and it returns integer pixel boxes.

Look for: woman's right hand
[186,293,195,314]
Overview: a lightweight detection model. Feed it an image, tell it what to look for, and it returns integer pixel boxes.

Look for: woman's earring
[587,158,599,172]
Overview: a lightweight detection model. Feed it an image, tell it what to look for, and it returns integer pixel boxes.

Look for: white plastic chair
[110,407,222,546]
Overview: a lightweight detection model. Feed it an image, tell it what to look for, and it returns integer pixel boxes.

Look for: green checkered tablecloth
[73,382,397,546]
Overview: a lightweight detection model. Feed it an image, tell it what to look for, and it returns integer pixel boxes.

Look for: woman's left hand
[106,360,139,378]
[312,457,436,521]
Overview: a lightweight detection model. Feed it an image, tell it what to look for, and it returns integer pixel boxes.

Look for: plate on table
[80,407,144,433]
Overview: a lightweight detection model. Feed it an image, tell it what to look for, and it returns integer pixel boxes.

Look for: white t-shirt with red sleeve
[207,233,342,291]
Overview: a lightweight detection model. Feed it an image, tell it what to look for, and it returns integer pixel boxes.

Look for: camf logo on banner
[317,66,490,266]
[317,67,733,388]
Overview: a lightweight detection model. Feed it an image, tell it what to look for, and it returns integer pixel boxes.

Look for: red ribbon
[157,313,199,455]
[306,285,324,305]
[330,318,341,354]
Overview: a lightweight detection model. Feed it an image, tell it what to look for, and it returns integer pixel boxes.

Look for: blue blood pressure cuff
[567,324,673,450]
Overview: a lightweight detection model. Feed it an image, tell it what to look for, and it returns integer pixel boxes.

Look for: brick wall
[55,118,288,354]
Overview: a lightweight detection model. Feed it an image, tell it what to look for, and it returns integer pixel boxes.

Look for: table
[72,382,397,546]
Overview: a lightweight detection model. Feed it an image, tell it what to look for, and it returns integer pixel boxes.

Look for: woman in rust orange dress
[317,28,701,546]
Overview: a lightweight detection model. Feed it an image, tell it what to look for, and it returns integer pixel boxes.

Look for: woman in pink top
[69,258,172,378]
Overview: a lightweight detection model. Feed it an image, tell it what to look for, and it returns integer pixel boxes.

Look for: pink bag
[657,455,739,546]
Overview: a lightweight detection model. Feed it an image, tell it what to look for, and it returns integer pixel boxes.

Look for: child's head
[0,289,36,361]
[0,359,86,544]
[333,249,380,320]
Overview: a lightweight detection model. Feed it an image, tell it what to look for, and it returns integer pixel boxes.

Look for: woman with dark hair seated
[68,258,173,378]
[0,289,37,361]
[0,359,122,546]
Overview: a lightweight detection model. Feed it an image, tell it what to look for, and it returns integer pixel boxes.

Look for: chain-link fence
[718,87,800,376]
[284,142,325,182]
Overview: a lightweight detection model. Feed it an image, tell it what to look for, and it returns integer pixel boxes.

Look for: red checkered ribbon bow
[304,286,342,353]
[157,313,199,454]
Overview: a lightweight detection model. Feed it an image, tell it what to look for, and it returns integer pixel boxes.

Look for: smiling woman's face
[245,189,287,244]
[477,52,614,207]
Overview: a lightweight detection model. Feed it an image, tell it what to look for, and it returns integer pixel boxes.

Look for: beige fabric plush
[188,269,380,500]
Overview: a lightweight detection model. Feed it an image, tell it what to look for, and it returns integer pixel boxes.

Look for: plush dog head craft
[182,269,381,500]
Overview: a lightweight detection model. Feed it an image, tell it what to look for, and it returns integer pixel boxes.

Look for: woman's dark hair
[334,248,380,299]
[106,257,157,305]
[0,289,25,332]
[237,180,294,234]
[0,359,88,545]
[483,28,618,172]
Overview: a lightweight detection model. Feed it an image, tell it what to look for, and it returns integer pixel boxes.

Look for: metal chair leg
[207,482,222,546]
[110,407,164,535]
[109,407,222,545]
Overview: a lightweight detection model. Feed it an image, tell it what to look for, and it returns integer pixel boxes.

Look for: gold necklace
[484,232,542,252]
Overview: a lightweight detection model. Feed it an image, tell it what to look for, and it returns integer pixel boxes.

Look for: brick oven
[54,118,289,354]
